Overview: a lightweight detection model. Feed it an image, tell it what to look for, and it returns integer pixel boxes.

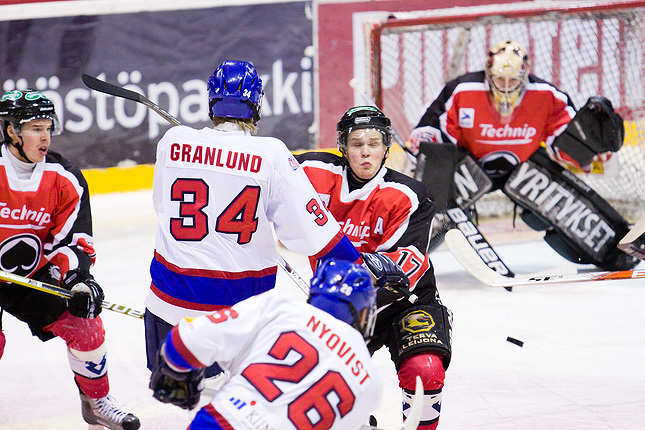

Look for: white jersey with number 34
[146,126,353,323]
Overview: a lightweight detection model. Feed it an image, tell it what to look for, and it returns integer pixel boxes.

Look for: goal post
[365,0,645,220]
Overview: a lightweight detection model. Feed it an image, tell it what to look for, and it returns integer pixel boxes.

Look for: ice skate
[80,393,140,430]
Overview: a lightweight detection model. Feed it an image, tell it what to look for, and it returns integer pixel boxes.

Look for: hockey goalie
[409,39,642,271]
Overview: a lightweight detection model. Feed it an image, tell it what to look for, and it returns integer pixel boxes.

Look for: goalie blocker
[503,148,638,271]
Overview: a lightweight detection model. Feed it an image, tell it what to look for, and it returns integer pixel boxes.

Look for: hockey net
[366,0,645,221]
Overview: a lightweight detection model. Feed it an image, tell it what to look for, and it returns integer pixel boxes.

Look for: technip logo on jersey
[0,202,52,227]
[478,123,537,143]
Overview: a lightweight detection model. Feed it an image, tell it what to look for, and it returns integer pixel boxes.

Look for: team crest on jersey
[288,155,299,171]
[459,108,475,128]
[401,309,435,333]
[0,233,42,277]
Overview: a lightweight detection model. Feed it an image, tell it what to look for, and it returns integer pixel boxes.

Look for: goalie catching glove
[149,341,205,410]
[552,96,624,171]
[360,253,417,303]
[60,268,104,319]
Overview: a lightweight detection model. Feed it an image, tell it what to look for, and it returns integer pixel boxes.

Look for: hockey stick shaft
[618,213,645,261]
[0,270,144,319]
[445,229,645,287]
[82,74,180,126]
[358,376,423,430]
[81,74,311,295]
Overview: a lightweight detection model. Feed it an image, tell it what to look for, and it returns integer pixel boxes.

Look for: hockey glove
[60,269,104,319]
[150,343,204,410]
[360,253,417,303]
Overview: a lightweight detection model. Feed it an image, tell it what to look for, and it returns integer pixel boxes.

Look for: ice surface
[1,189,644,429]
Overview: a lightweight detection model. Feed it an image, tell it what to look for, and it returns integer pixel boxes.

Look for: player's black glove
[360,252,417,303]
[150,343,204,410]
[60,268,104,319]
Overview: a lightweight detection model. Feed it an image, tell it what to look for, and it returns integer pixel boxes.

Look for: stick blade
[81,73,142,103]
[444,229,505,286]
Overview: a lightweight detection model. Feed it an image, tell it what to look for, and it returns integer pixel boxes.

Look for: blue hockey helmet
[308,259,377,339]
[207,60,263,124]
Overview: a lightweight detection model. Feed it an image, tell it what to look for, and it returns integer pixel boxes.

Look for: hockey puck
[506,336,524,347]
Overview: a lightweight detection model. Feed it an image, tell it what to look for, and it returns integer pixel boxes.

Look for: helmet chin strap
[11,136,34,164]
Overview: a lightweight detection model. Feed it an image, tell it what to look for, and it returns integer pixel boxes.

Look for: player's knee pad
[398,353,445,430]
[388,303,452,371]
[503,148,639,270]
[44,311,105,350]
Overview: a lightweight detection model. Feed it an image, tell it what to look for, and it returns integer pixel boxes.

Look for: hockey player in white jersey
[144,60,361,377]
[149,259,381,430]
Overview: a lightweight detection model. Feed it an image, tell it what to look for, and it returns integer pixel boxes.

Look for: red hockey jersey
[296,151,436,294]
[0,146,95,279]
[411,71,576,164]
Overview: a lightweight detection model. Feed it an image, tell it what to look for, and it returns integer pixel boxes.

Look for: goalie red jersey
[0,146,95,278]
[296,151,436,294]
[412,71,576,163]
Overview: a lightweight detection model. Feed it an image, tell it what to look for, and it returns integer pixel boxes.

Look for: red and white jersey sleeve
[0,145,95,279]
[295,152,436,293]
[169,291,381,430]
[412,71,576,163]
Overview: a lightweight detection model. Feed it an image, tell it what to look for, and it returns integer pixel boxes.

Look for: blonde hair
[211,116,258,134]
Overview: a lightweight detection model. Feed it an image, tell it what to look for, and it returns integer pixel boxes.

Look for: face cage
[489,76,526,116]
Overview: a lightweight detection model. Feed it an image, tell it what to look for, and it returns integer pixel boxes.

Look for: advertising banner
[0,2,314,168]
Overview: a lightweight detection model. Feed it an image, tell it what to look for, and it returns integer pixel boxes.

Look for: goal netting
[365,0,645,221]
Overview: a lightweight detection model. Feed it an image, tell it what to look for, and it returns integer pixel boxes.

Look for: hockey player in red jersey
[410,39,639,271]
[150,259,381,430]
[296,106,452,430]
[144,61,361,379]
[0,90,140,430]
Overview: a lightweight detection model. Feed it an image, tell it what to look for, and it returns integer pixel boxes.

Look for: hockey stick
[0,270,144,320]
[81,74,311,296]
[618,214,645,261]
[445,229,645,287]
[359,376,423,430]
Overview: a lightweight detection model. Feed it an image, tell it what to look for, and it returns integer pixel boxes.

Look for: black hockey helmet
[336,106,392,149]
[0,89,61,145]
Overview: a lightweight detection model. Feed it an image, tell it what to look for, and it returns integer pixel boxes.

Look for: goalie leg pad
[503,148,638,270]
[398,352,445,429]
[387,303,453,371]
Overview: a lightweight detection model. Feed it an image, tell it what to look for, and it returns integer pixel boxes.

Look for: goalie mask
[208,60,264,125]
[308,259,377,339]
[486,40,530,116]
